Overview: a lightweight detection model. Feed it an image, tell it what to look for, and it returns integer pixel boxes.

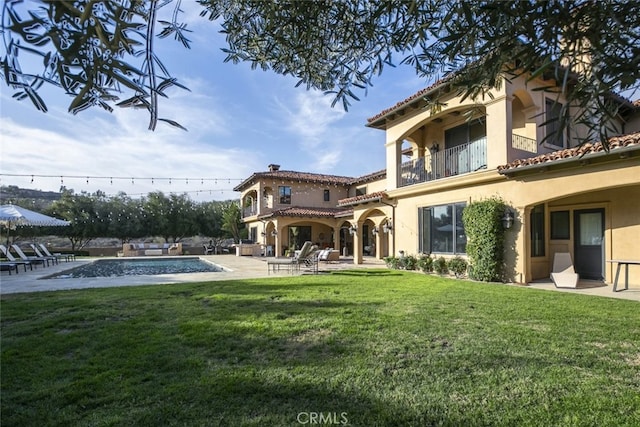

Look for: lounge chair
[0,262,19,275]
[550,252,579,289]
[203,244,214,255]
[38,243,75,262]
[298,248,321,274]
[30,244,59,265]
[11,244,50,267]
[0,244,33,271]
[267,241,313,274]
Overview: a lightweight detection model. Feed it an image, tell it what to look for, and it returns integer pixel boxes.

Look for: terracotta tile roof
[348,169,386,185]
[366,73,458,126]
[498,132,640,173]
[337,191,390,207]
[259,206,352,219]
[234,170,354,191]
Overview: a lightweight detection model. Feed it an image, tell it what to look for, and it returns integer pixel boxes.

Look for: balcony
[242,206,257,218]
[512,134,537,153]
[398,137,487,187]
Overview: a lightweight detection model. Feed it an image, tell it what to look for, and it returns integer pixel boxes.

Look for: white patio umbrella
[0,204,70,245]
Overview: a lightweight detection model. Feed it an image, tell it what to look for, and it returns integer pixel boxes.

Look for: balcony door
[574,209,604,280]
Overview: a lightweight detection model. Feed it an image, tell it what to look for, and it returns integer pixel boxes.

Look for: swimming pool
[46,257,223,279]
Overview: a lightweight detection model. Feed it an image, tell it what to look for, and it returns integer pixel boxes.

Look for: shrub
[463,197,508,282]
[448,256,468,278]
[400,254,418,271]
[417,255,433,273]
[383,256,400,269]
[433,256,449,275]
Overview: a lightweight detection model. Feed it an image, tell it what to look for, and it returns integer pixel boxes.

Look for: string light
[0,173,243,184]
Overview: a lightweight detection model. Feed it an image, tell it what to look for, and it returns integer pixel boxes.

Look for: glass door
[574,209,604,280]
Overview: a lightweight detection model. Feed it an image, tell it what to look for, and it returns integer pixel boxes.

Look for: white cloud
[276,90,346,149]
[0,100,260,202]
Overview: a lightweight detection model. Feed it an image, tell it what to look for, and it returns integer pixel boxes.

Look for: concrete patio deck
[1,255,638,301]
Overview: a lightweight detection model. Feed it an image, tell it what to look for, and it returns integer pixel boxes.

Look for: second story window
[323,189,330,201]
[279,186,291,204]
[356,186,366,196]
[545,98,565,148]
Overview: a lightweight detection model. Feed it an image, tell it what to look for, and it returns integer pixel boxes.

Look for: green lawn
[2,270,639,426]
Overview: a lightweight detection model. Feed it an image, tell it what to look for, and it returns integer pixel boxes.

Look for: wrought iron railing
[512,134,538,153]
[398,137,487,187]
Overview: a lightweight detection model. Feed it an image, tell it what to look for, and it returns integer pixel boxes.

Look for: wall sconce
[501,209,515,229]
[430,143,439,154]
[349,224,358,235]
[372,227,378,236]
[271,230,278,237]
[261,231,266,237]
[383,220,393,234]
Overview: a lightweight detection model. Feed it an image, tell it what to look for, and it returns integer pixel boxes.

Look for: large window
[279,186,291,204]
[545,98,564,147]
[418,202,467,254]
[444,119,486,148]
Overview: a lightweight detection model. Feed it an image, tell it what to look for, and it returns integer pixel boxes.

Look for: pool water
[47,257,223,279]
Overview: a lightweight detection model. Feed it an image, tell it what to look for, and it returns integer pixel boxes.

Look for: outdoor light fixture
[271,230,278,237]
[372,227,378,236]
[383,220,393,234]
[349,224,358,235]
[501,209,515,229]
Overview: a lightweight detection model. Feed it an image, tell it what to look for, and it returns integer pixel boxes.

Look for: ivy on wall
[463,197,508,282]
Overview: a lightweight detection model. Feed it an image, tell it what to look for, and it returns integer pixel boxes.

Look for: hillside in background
[0,186,62,210]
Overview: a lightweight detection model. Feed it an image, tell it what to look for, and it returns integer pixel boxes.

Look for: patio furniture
[122,242,182,256]
[550,252,579,289]
[0,244,33,271]
[1,262,19,275]
[11,244,50,267]
[267,241,315,274]
[607,259,640,292]
[39,243,75,262]
[30,244,59,265]
[318,249,340,263]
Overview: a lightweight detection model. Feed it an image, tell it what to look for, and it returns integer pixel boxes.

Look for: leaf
[157,118,188,131]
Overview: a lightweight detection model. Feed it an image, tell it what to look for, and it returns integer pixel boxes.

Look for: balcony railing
[512,133,537,153]
[242,206,257,218]
[398,137,487,187]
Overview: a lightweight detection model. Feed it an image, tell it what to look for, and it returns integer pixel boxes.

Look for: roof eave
[499,144,640,176]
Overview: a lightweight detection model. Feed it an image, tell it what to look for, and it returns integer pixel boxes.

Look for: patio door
[574,209,604,280]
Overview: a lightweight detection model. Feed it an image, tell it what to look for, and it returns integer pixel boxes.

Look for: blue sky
[0,2,429,202]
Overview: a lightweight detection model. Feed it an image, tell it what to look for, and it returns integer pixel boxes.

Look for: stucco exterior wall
[385,159,640,285]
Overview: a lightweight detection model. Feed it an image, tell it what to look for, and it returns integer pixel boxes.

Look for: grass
[1,270,639,426]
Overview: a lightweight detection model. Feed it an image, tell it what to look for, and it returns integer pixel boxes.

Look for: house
[235,68,640,286]
[233,164,388,257]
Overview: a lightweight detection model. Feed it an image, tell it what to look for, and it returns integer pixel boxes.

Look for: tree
[3,0,638,145]
[46,189,107,251]
[220,201,242,243]
[102,193,145,244]
[142,191,198,243]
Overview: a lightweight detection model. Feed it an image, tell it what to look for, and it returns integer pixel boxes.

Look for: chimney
[268,164,280,172]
